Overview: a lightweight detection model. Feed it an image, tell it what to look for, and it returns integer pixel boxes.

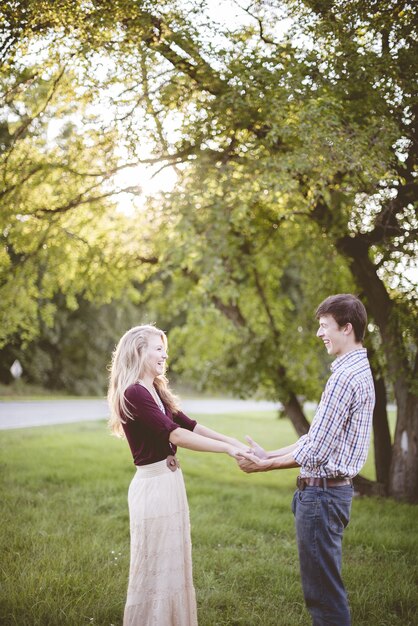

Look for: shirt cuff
[293,434,308,466]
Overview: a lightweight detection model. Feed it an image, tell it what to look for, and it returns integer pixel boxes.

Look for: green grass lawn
[0,412,417,626]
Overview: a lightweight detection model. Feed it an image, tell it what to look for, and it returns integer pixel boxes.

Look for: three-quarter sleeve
[124,384,179,444]
[173,410,197,431]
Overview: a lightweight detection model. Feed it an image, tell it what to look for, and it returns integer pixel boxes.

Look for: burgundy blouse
[121,383,197,466]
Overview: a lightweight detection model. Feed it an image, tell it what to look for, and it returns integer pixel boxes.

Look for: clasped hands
[235,436,273,473]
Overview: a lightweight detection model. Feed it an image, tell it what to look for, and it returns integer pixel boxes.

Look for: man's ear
[343,322,353,336]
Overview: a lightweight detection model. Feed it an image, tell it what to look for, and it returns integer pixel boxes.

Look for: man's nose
[317,328,323,337]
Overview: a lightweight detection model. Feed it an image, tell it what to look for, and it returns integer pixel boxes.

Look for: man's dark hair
[315,294,367,343]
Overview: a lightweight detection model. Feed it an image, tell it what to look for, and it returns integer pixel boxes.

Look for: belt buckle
[296,476,306,491]
[166,455,179,472]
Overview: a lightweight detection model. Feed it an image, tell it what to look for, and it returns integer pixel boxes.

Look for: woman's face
[143,334,168,379]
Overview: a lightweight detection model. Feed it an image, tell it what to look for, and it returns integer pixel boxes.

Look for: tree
[0,293,143,395]
[0,46,153,346]
[287,0,418,501]
[1,0,416,500]
[141,151,357,434]
[126,0,417,499]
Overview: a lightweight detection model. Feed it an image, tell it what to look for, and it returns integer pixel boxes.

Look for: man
[238,294,375,626]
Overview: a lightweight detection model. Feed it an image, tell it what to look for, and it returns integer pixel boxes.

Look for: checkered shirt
[294,348,375,478]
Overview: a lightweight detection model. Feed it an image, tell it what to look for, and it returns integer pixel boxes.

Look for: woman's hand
[245,435,268,459]
[226,445,259,462]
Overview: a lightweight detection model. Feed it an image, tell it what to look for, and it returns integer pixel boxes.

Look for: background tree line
[0,0,416,501]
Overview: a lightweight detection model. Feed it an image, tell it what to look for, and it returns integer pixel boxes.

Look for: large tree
[0,30,148,346]
[1,0,416,500]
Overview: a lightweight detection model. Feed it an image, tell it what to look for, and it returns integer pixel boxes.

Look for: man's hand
[245,435,268,459]
[236,454,274,473]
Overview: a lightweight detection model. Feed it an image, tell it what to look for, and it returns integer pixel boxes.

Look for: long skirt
[123,458,198,626]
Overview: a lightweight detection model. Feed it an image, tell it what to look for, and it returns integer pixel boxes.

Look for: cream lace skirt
[123,459,198,626]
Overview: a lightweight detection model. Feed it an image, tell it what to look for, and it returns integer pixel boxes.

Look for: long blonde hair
[107,324,181,437]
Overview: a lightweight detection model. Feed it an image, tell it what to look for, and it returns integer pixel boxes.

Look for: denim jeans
[292,485,353,626]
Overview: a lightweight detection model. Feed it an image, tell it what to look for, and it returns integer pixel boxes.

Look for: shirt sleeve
[124,384,180,443]
[293,371,354,471]
[173,410,197,431]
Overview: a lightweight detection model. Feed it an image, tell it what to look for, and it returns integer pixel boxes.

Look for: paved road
[0,398,283,430]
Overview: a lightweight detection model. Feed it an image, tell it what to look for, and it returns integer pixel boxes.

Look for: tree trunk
[353,474,386,496]
[389,385,418,502]
[371,372,392,488]
[336,236,418,502]
[283,392,310,437]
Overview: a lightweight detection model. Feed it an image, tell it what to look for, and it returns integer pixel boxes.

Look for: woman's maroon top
[121,383,197,466]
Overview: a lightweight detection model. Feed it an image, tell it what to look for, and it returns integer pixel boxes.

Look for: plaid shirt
[294,348,375,478]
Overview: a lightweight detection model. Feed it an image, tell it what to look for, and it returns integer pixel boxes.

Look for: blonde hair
[107,324,181,437]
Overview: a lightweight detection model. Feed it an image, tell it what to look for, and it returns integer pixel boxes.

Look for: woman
[107,324,250,626]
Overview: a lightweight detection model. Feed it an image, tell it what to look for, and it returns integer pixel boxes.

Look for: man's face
[316,314,348,357]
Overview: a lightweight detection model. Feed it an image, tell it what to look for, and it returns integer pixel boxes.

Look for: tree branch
[238,1,280,46]
[32,184,141,217]
[137,14,227,96]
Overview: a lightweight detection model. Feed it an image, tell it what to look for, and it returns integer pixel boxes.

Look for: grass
[0,412,416,626]
[0,382,96,402]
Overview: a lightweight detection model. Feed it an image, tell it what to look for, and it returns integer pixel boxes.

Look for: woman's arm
[193,423,248,451]
[170,427,251,459]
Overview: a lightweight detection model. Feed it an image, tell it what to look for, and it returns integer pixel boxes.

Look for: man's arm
[266,442,299,459]
[237,449,300,473]
[245,435,300,460]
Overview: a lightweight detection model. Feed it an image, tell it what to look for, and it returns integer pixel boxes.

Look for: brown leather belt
[297,476,352,490]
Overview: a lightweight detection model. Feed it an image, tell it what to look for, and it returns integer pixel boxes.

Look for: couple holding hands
[107,294,375,626]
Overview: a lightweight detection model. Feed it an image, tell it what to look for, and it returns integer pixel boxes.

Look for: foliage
[0,42,148,347]
[0,294,143,395]
[2,0,415,380]
[148,170,355,401]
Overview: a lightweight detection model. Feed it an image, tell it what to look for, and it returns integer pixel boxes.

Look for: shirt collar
[331,347,367,372]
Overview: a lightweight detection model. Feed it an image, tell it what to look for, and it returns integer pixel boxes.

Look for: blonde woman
[108,325,251,626]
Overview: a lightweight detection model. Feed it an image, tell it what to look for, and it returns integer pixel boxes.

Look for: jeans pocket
[327,498,351,535]
[298,488,317,504]
[291,489,317,518]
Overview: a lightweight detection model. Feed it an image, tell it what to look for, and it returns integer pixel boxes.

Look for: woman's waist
[134,456,180,478]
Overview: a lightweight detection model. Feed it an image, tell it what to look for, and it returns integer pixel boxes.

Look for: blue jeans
[292,485,353,626]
